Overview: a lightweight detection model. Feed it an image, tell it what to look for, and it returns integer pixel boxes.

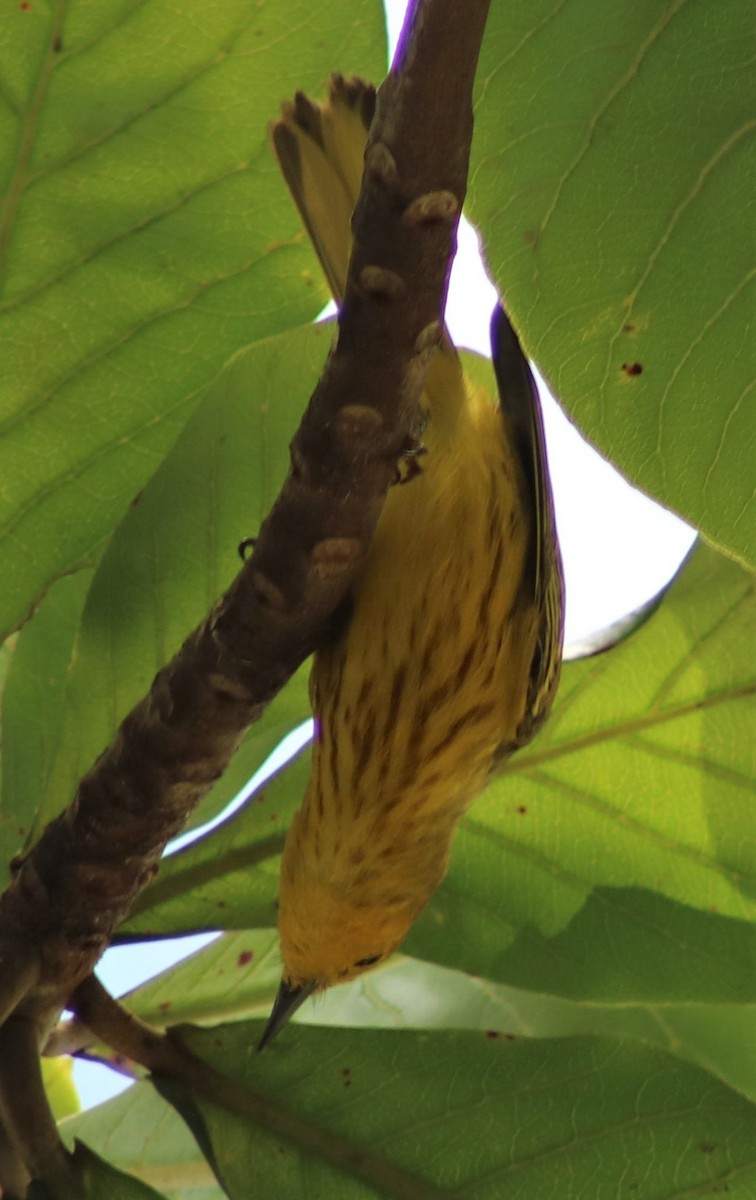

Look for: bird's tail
[271,75,471,437]
[271,75,376,304]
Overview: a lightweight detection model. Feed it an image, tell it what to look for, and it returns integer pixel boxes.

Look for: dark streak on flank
[329,654,345,717]
[414,679,453,730]
[389,664,407,715]
[327,711,340,801]
[380,663,407,750]
[396,730,423,790]
[355,675,371,715]
[425,700,497,762]
[353,709,377,792]
[417,637,435,685]
[445,603,461,643]
[381,793,402,815]
[478,535,504,631]
[453,643,476,690]
[487,478,501,548]
[315,782,324,822]
[480,656,498,690]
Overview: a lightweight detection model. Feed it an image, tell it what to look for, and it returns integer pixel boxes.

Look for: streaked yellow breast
[305,347,539,901]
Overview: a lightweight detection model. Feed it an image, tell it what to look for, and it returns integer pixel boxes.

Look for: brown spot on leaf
[237,950,253,967]
[621,362,643,377]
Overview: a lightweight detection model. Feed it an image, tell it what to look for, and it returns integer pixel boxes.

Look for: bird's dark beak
[257,977,317,1051]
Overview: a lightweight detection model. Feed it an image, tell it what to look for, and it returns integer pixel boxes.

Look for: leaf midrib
[506,681,755,775]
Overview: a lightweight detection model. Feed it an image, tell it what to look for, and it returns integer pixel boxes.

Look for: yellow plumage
[261,77,564,1044]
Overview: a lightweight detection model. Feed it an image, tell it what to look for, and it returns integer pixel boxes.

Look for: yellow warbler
[260,76,564,1047]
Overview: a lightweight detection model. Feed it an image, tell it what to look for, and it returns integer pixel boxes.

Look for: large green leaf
[0,0,386,639]
[122,930,280,1029]
[20,324,332,847]
[0,570,92,881]
[62,1085,215,1200]
[61,1027,756,1199]
[43,1054,80,1122]
[158,1024,756,1199]
[470,0,755,567]
[70,1141,168,1200]
[107,926,755,1101]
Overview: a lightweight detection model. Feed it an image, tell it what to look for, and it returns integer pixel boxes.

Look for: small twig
[43,1017,143,1085]
[0,1016,81,1199]
[0,941,38,1027]
[42,1014,97,1060]
[0,1116,30,1200]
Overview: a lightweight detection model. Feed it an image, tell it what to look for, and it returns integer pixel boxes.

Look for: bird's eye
[355,954,381,968]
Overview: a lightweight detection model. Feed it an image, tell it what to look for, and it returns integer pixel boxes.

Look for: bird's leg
[394,434,427,485]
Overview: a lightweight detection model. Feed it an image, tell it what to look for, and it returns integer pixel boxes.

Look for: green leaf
[123,930,280,1029]
[42,1054,80,1122]
[496,887,755,1003]
[28,1139,170,1199]
[111,929,755,1101]
[61,1084,216,1200]
[0,570,92,879]
[71,1140,170,1199]
[161,1024,756,1199]
[61,1024,756,1197]
[0,0,387,638]
[471,0,755,567]
[308,962,756,1103]
[28,324,330,844]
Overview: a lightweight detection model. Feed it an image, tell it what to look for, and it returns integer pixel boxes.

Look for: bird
[259,75,564,1048]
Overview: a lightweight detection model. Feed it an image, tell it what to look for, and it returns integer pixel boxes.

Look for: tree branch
[0,0,492,1163]
[0,1016,82,1199]
[0,942,38,1027]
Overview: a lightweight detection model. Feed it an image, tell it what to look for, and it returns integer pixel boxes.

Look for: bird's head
[258,807,438,1048]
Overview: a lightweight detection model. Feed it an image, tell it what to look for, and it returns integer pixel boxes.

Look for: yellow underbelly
[310,371,537,839]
